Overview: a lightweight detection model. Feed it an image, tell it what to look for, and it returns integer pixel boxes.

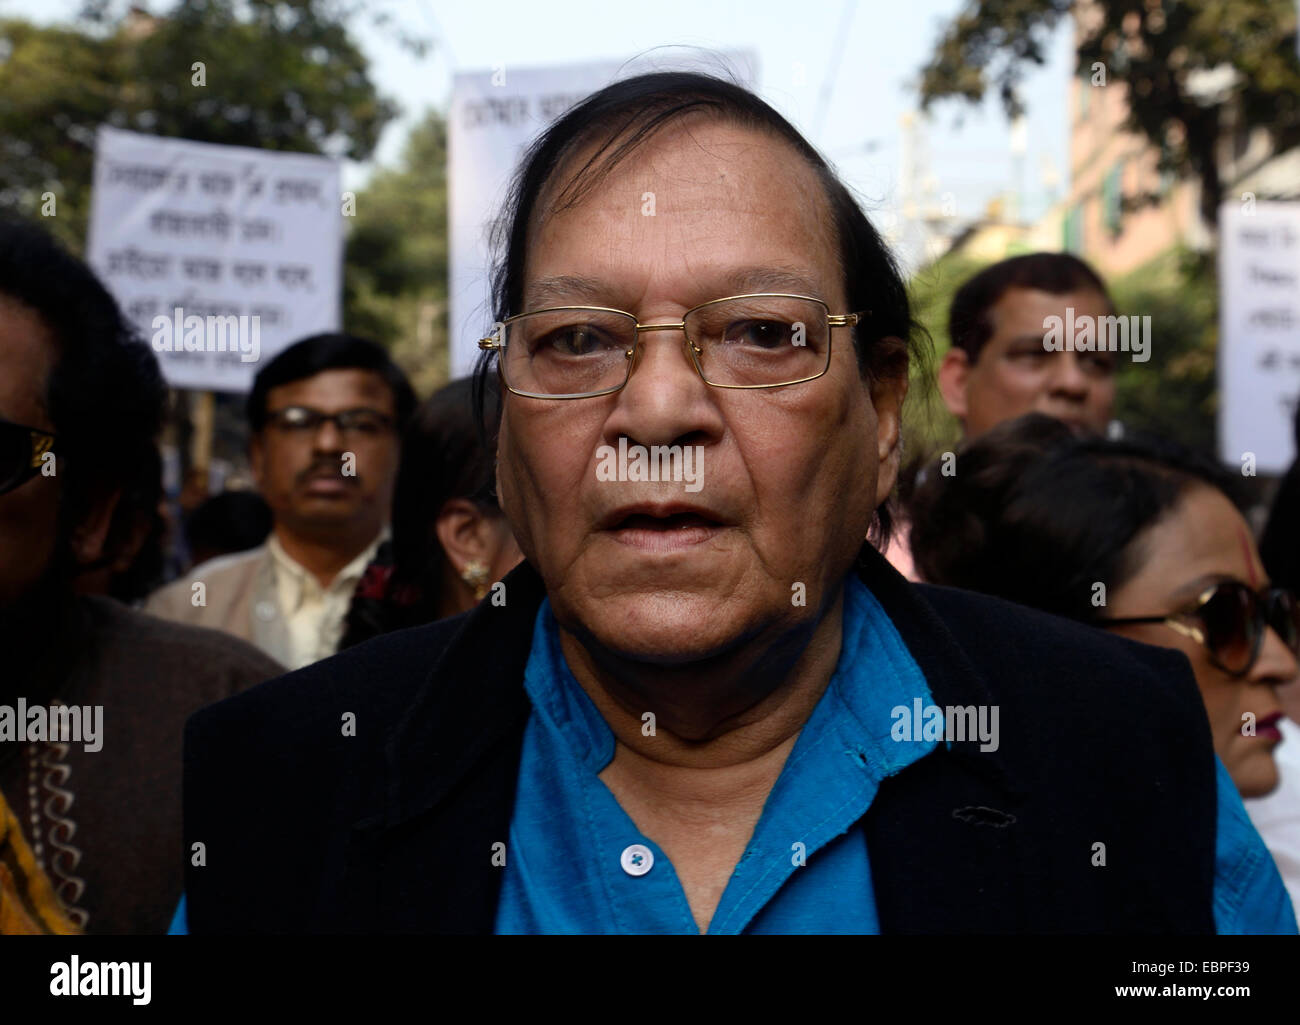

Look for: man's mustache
[295,459,361,487]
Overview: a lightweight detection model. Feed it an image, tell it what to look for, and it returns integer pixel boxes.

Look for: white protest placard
[448,55,757,378]
[87,126,343,393]
[448,60,624,379]
[1218,200,1300,473]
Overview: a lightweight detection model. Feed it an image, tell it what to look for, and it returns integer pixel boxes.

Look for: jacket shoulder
[912,581,1202,713]
[92,597,282,693]
[144,546,265,619]
[182,612,476,932]
[184,612,472,760]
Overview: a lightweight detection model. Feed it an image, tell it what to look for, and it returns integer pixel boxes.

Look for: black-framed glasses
[478,293,866,399]
[1099,580,1300,677]
[0,418,56,497]
[265,407,394,436]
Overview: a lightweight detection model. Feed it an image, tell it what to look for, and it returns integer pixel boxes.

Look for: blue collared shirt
[493,575,1297,935]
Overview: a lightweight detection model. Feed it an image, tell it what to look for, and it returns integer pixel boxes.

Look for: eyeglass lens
[1198,582,1300,673]
[501,295,832,395]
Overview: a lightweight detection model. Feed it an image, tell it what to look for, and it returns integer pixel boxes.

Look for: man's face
[249,369,400,540]
[495,119,906,663]
[940,286,1116,438]
[0,297,60,611]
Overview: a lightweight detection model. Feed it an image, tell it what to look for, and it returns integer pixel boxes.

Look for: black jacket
[183,545,1217,933]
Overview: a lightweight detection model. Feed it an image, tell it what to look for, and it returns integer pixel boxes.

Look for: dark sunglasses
[0,418,56,497]
[1100,580,1300,677]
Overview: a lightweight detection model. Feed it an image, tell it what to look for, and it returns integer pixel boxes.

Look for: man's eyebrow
[523,275,610,310]
[717,266,825,298]
[523,266,828,312]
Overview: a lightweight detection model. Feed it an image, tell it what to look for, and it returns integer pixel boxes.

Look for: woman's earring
[461,560,490,601]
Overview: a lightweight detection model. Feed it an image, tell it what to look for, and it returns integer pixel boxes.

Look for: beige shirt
[266,532,385,670]
[143,530,386,671]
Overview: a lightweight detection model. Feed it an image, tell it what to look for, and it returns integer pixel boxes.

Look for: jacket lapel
[340,560,546,932]
[854,544,1034,933]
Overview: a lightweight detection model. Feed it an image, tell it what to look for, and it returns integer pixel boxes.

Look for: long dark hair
[909,413,1245,621]
[341,377,502,646]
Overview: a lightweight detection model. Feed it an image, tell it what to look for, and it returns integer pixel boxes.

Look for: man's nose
[312,418,346,452]
[604,328,722,447]
[1048,352,1090,396]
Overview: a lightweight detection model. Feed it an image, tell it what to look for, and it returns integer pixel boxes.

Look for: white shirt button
[254,600,278,621]
[620,843,654,877]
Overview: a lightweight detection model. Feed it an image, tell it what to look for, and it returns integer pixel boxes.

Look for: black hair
[1259,396,1300,593]
[246,332,416,434]
[391,375,502,593]
[948,252,1113,362]
[909,412,1246,621]
[184,490,273,564]
[0,215,166,575]
[341,376,505,648]
[473,70,924,544]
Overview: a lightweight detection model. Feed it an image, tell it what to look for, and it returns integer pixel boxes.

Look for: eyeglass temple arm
[29,430,54,467]
[1098,615,1205,644]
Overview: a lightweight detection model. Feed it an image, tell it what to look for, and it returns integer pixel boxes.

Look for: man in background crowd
[889,252,1120,579]
[0,216,281,933]
[146,334,414,670]
[936,252,1118,440]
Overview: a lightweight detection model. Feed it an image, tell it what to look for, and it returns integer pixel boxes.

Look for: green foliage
[0,0,399,250]
[342,110,450,395]
[918,0,1300,225]
[902,250,987,458]
[1108,247,1217,455]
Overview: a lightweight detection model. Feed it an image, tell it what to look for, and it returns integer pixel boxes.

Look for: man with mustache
[146,334,414,669]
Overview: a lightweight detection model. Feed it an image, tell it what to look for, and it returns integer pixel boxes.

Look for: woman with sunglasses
[910,412,1299,915]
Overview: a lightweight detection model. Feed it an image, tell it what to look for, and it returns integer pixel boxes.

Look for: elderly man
[146,334,414,670]
[180,73,1287,934]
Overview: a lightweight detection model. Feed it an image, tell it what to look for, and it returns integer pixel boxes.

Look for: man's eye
[1084,354,1116,374]
[279,409,314,428]
[1007,349,1047,363]
[725,320,790,349]
[541,327,613,356]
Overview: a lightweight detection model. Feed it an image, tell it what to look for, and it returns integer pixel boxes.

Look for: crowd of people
[1,70,1297,934]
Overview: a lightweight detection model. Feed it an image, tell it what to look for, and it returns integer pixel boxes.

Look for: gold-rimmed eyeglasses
[478,293,866,399]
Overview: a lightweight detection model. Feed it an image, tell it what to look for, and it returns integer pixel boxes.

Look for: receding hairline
[522,109,845,303]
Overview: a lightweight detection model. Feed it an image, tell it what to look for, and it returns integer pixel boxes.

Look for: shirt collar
[266,529,389,613]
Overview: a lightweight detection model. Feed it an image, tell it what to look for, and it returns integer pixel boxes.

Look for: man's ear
[937,348,971,422]
[870,349,909,507]
[69,487,123,568]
